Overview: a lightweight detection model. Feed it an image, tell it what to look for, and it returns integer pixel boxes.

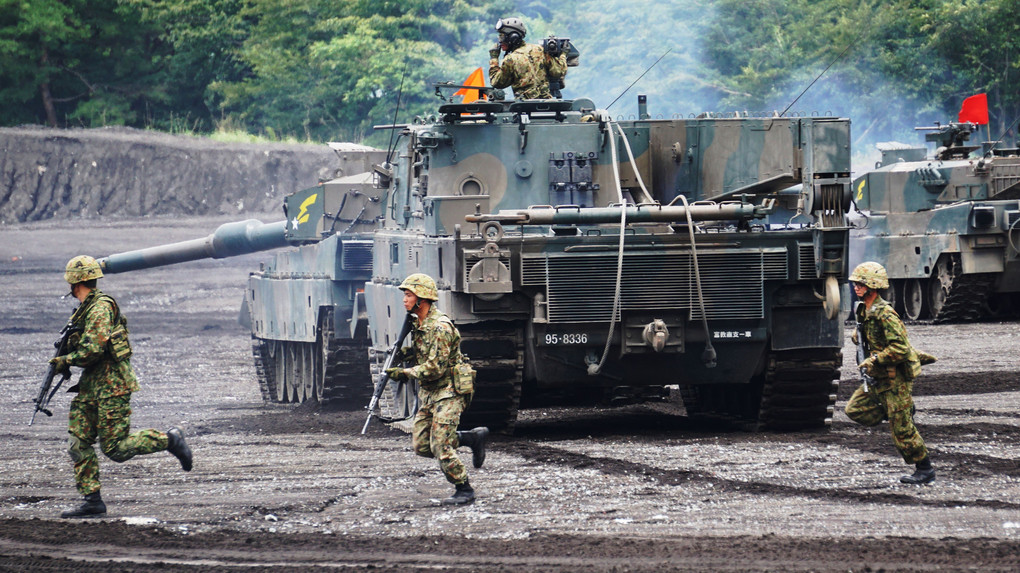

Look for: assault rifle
[853,302,876,393]
[361,313,415,434]
[30,320,81,425]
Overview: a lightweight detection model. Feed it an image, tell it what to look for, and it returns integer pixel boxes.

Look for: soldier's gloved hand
[398,346,415,363]
[850,330,859,345]
[49,355,71,374]
[859,356,875,377]
[489,43,501,59]
[385,367,409,381]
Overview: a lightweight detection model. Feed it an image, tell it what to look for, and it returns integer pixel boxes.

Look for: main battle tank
[101,83,854,433]
[851,122,1020,321]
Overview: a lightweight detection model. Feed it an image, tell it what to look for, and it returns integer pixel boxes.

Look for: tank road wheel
[272,340,289,402]
[314,326,327,403]
[884,280,903,317]
[928,256,957,320]
[287,342,304,403]
[903,278,927,320]
[319,308,373,409]
[302,342,316,403]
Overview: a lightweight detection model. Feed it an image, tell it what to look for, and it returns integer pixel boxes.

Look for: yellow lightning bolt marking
[296,193,318,224]
[855,179,865,202]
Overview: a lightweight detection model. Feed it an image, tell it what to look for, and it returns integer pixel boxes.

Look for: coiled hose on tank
[587,119,717,375]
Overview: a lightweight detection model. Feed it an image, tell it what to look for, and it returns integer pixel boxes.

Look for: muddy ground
[1,217,1018,572]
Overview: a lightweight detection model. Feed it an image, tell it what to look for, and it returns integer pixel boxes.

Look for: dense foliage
[2,0,1017,149]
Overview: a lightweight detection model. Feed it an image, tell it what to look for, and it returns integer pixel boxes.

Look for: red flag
[958,93,988,125]
[452,68,487,104]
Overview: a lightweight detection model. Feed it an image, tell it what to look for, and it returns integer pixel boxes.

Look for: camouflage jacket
[65,289,139,400]
[857,296,921,385]
[489,43,567,100]
[408,305,463,402]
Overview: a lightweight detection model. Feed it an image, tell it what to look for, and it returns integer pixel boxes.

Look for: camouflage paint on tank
[362,93,852,431]
[850,122,1020,321]
[93,83,854,426]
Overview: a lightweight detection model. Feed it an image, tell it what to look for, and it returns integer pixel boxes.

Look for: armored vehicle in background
[101,86,854,433]
[851,122,1020,322]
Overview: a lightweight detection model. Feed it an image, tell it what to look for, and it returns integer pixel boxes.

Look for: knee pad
[68,435,86,464]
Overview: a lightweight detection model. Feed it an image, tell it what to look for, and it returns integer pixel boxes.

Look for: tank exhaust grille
[340,240,373,272]
[522,250,787,323]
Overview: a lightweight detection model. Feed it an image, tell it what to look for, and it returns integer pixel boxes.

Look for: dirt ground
[1,216,1019,572]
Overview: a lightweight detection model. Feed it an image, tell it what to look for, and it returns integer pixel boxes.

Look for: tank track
[933,273,996,323]
[318,308,372,408]
[680,347,840,431]
[757,348,841,431]
[251,336,278,402]
[458,323,524,433]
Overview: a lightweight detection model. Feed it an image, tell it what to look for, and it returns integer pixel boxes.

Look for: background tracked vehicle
[851,122,1020,322]
[99,86,854,433]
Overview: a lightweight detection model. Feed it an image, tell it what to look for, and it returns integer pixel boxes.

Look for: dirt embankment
[0,126,344,224]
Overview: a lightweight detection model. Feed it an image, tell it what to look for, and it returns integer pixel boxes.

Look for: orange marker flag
[452,68,487,104]
[958,93,988,125]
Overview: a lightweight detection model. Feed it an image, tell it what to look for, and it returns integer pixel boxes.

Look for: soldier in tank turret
[50,255,194,518]
[385,273,489,505]
[488,17,567,100]
[845,262,935,485]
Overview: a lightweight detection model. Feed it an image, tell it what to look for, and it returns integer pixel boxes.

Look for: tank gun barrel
[99,219,289,273]
[466,201,772,226]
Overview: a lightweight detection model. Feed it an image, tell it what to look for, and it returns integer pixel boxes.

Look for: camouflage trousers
[412,394,468,485]
[68,394,169,495]
[844,379,929,464]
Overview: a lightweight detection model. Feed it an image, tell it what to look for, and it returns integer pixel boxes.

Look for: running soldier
[50,255,193,517]
[386,273,488,505]
[845,261,935,485]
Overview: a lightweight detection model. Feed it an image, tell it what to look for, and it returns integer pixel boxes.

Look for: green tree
[211,0,510,143]
[0,0,172,127]
[124,0,250,132]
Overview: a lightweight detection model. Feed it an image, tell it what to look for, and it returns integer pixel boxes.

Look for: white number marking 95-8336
[544,333,588,345]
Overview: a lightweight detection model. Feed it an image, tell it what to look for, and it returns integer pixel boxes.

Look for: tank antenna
[385,63,409,164]
[606,49,671,111]
[778,30,864,118]
[984,115,1020,157]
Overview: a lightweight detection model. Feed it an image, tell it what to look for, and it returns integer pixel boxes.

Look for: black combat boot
[900,456,935,485]
[61,492,106,518]
[456,427,489,469]
[167,427,193,472]
[441,481,475,506]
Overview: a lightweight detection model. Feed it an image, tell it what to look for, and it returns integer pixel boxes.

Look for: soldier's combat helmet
[495,17,526,48]
[849,261,889,290]
[64,255,104,284]
[399,273,439,301]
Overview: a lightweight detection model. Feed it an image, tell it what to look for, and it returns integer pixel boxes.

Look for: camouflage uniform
[844,297,928,464]
[409,305,470,485]
[65,289,168,495]
[489,43,567,100]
